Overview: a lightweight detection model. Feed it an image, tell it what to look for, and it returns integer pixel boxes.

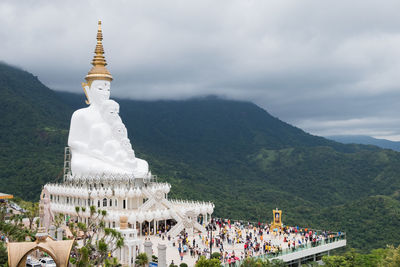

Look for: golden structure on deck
[271,208,282,229]
[7,228,74,267]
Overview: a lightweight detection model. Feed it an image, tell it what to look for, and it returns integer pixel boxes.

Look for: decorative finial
[84,20,113,85]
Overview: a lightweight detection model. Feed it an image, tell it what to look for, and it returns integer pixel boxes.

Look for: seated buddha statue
[67,21,149,178]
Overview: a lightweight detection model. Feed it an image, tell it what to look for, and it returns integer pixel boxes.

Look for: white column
[122,247,126,264]
[128,245,132,267]
[144,240,153,260]
[158,243,167,267]
[133,245,137,265]
[49,226,56,239]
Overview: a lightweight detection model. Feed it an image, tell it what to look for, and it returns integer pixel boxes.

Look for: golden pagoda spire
[85,20,113,84]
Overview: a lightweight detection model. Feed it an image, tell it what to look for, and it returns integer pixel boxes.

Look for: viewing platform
[223,233,347,267]
[138,215,346,267]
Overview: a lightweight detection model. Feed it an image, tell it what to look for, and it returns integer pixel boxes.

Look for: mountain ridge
[328,135,400,152]
[1,62,400,251]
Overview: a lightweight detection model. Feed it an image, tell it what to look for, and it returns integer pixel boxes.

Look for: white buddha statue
[68,21,149,178]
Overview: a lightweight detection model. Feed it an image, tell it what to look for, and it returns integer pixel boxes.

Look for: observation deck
[224,233,346,266]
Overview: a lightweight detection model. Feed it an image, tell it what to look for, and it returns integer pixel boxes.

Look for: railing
[222,233,346,267]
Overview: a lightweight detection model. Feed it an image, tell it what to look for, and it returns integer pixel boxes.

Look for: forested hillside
[0,63,70,200]
[1,62,400,251]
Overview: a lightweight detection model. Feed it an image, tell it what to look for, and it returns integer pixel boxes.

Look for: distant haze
[327,135,400,151]
[2,1,400,140]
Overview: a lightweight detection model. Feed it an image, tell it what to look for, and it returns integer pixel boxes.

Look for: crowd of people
[165,218,344,265]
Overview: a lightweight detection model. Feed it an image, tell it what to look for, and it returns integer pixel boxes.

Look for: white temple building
[42,21,214,266]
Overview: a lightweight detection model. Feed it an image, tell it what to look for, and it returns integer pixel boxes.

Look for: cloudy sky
[2,1,400,140]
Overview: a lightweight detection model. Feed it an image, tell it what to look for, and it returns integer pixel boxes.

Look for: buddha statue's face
[90,80,111,105]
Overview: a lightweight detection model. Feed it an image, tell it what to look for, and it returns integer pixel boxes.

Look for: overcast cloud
[2,0,400,140]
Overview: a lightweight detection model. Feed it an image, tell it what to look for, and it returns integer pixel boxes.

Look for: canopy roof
[0,192,13,199]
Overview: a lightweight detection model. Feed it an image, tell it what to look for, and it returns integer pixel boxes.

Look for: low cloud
[1,1,400,140]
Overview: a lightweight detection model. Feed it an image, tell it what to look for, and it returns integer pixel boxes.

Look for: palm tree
[135,253,149,267]
[105,257,122,267]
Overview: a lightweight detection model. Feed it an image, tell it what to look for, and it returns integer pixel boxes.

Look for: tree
[0,202,7,222]
[104,257,122,267]
[240,258,285,267]
[322,255,351,267]
[10,213,23,227]
[322,247,387,267]
[241,257,269,267]
[270,259,286,267]
[195,256,221,267]
[0,220,33,242]
[68,206,124,267]
[19,200,39,230]
[378,245,400,267]
[53,212,65,228]
[0,242,8,266]
[135,253,149,267]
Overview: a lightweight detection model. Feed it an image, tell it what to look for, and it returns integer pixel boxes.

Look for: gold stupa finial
[84,20,113,84]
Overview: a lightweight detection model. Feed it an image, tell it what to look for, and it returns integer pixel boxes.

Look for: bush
[180,263,188,267]
[0,242,8,265]
[195,256,221,267]
[211,252,221,259]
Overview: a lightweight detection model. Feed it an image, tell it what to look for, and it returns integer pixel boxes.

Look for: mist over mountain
[328,135,400,152]
[1,62,400,251]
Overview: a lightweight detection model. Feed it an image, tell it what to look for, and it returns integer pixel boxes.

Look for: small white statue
[40,188,54,231]
[67,21,149,178]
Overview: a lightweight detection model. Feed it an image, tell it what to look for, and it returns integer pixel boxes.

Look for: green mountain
[0,63,70,200]
[1,62,400,252]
